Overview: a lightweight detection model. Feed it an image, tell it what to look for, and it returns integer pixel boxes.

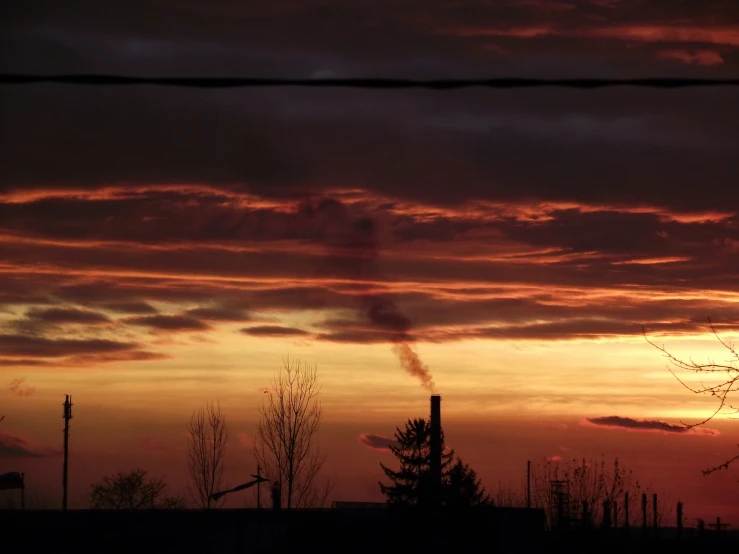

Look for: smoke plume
[304,195,436,391]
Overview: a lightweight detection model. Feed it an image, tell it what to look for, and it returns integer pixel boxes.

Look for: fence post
[613,501,618,529]
[624,493,629,528]
[271,481,281,512]
[641,493,647,532]
[602,500,611,528]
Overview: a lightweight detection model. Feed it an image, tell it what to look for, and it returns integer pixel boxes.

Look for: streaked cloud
[0,432,61,458]
[584,416,720,436]
[358,433,398,452]
[125,314,211,332]
[240,326,310,337]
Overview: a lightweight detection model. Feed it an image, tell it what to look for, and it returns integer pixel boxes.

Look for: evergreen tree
[379,417,488,507]
[444,458,489,507]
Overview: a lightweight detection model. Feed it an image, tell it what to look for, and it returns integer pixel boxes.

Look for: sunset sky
[1,0,738,520]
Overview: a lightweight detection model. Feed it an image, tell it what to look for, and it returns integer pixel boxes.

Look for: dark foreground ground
[1,507,736,553]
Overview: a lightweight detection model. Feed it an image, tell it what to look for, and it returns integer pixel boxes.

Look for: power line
[1,74,738,89]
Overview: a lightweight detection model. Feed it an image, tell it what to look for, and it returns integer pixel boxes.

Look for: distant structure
[430,394,442,507]
[0,472,25,508]
[62,394,73,511]
[550,480,571,529]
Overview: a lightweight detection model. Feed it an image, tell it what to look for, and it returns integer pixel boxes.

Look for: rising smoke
[303,195,436,392]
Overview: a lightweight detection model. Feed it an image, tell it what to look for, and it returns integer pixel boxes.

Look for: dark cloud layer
[125,314,211,332]
[25,307,111,325]
[102,301,158,315]
[185,306,252,322]
[586,416,720,436]
[0,1,737,369]
[240,326,310,337]
[0,334,137,358]
[1,1,737,211]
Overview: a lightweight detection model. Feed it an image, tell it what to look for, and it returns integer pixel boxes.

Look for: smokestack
[430,394,442,507]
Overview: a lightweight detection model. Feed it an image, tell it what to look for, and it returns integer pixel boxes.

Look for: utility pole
[62,394,73,511]
[248,464,266,510]
[526,460,531,509]
[257,464,261,510]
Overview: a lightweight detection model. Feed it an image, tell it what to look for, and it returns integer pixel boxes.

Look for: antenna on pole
[62,394,73,511]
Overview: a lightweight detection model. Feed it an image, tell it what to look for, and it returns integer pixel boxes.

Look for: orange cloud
[8,378,35,397]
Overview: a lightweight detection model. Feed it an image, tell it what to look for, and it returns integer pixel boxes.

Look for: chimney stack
[430,394,442,506]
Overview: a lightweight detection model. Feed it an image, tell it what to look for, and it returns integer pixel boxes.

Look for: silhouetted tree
[645,319,739,474]
[254,356,332,509]
[444,458,489,507]
[90,469,184,509]
[186,401,228,509]
[379,418,489,506]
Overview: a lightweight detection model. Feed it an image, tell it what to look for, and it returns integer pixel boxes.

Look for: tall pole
[62,394,73,511]
[526,460,531,509]
[257,464,261,510]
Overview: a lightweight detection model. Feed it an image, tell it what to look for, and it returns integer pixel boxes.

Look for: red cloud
[0,431,61,458]
[238,432,256,447]
[656,49,724,66]
[140,437,167,451]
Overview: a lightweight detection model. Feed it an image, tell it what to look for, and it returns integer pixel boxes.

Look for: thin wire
[1,74,738,89]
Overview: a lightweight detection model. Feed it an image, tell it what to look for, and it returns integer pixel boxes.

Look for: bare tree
[528,456,666,528]
[645,319,739,474]
[254,356,332,509]
[492,480,527,508]
[186,401,228,509]
[90,468,185,509]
